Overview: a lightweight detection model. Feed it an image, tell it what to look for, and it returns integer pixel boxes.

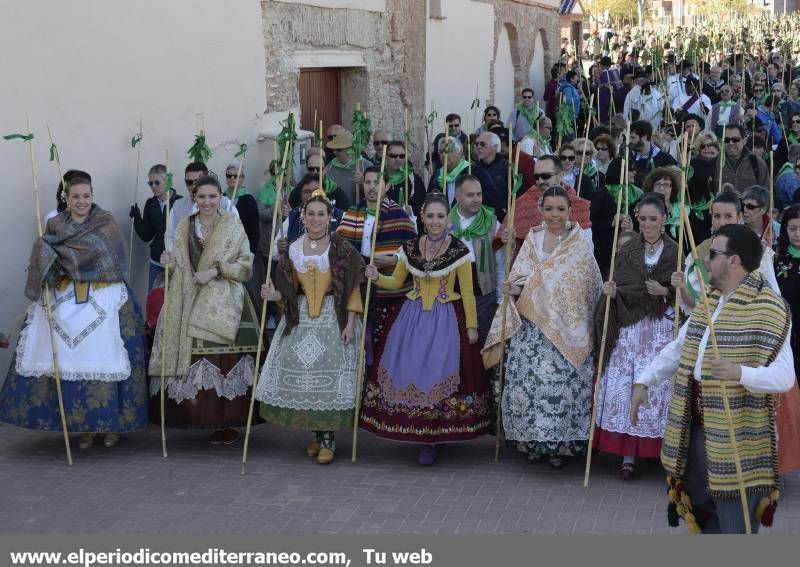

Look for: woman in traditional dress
[593,193,678,480]
[362,193,490,465]
[150,175,260,445]
[483,187,602,468]
[255,190,364,464]
[0,176,148,449]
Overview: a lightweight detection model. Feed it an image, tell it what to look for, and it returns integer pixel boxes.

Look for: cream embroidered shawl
[482,226,601,370]
[148,211,254,378]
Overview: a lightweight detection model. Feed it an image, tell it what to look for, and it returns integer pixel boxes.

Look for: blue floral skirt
[0,288,149,433]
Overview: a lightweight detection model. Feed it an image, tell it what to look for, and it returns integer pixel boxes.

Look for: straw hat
[326,129,353,150]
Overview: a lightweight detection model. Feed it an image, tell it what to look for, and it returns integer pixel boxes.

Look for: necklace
[422,235,448,265]
[307,232,328,250]
[545,227,568,243]
[644,237,662,255]
[426,230,447,242]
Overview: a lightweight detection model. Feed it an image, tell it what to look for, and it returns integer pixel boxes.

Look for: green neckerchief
[517,102,539,127]
[664,199,710,239]
[788,244,800,259]
[718,101,737,108]
[788,132,800,145]
[387,165,411,187]
[606,184,643,206]
[438,158,470,187]
[777,161,795,178]
[323,176,337,196]
[450,204,495,240]
[330,152,355,169]
[687,257,710,301]
[582,162,598,177]
[365,206,377,217]
[750,94,768,107]
[257,178,276,206]
[226,185,248,201]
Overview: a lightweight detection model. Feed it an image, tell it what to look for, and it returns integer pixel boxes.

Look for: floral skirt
[593,316,674,459]
[257,297,359,432]
[359,298,490,444]
[502,320,593,458]
[0,288,149,433]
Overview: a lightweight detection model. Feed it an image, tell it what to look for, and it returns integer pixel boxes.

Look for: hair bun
[310,188,330,202]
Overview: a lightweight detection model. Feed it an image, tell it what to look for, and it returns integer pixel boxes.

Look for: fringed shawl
[25,205,126,300]
[594,234,678,368]
[483,226,602,370]
[275,232,364,336]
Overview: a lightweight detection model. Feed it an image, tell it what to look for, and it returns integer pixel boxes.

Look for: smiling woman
[0,177,149,450]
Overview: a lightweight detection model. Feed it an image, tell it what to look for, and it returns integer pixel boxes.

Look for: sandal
[548,456,566,469]
[619,462,635,480]
[527,452,544,464]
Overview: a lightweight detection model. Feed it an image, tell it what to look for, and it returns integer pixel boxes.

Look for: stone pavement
[1,423,798,534]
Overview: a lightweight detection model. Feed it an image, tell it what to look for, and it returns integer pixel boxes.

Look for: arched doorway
[528,30,546,108]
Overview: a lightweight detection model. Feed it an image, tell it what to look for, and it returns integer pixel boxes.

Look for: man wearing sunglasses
[606,120,677,189]
[383,141,425,223]
[427,113,468,172]
[493,155,592,265]
[508,88,545,144]
[632,224,793,534]
[709,85,745,139]
[130,163,183,290]
[473,132,510,221]
[720,124,769,194]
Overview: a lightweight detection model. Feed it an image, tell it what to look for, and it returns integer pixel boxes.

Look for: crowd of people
[3,14,800,535]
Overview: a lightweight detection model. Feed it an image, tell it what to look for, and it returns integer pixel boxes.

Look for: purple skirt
[377,299,460,407]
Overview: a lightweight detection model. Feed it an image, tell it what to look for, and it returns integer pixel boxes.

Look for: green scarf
[387,165,410,187]
[257,178,276,206]
[450,204,495,240]
[330,153,355,170]
[323,176,337,196]
[226,185,248,200]
[788,244,800,259]
[777,161,795,178]
[606,183,643,206]
[438,158,470,187]
[788,132,800,145]
[516,102,539,127]
[365,206,377,217]
[582,162,598,178]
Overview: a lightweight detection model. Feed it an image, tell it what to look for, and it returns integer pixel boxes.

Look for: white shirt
[636,291,795,395]
[453,212,506,302]
[360,212,376,257]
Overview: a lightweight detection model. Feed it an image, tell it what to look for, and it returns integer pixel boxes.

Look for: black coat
[132,191,183,262]
[231,193,260,255]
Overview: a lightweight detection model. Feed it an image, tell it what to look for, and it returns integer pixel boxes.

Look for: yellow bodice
[293,265,362,318]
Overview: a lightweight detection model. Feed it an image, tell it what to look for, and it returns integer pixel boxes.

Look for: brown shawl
[594,234,678,368]
[275,232,365,335]
[25,205,126,300]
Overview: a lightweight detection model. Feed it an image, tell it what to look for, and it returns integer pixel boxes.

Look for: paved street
[1,423,798,534]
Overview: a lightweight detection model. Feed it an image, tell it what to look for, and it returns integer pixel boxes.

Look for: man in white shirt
[631,224,793,534]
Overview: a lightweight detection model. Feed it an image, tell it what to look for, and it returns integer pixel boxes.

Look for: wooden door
[298,68,341,133]
[571,21,582,51]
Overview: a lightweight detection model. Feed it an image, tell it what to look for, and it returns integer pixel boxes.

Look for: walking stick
[227,143,247,212]
[240,142,292,475]
[158,149,172,459]
[403,109,410,208]
[494,145,522,462]
[766,150,775,243]
[584,120,631,487]
[128,119,143,278]
[575,98,594,199]
[674,135,689,339]
[351,144,389,462]
[680,205,752,534]
[718,138,726,194]
[319,120,324,191]
[6,119,73,465]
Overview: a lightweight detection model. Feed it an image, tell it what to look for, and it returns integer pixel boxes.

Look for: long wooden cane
[351,144,389,462]
[20,119,72,465]
[718,138,726,194]
[403,109,410,208]
[494,145,521,462]
[674,135,689,339]
[575,98,594,199]
[584,120,631,487]
[240,142,292,475]
[227,144,247,212]
[319,120,325,191]
[680,205,752,534]
[158,149,171,459]
[128,119,143,278]
[766,150,775,243]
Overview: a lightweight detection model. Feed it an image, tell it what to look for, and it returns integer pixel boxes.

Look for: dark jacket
[605,145,678,188]
[474,156,510,220]
[132,191,183,262]
[229,193,260,255]
[427,164,501,219]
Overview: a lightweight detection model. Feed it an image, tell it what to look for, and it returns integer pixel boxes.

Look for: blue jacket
[756,107,783,146]
[558,81,581,117]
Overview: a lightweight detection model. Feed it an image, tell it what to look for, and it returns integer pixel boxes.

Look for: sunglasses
[792,119,800,124]
[709,248,731,260]
[184,178,196,186]
[532,172,555,180]
[723,137,742,143]
[742,202,763,210]
[373,140,389,146]
[754,88,765,92]
[595,146,608,151]
[147,180,162,187]
[700,143,714,149]
[225,173,242,179]
[559,155,576,161]
[387,153,406,159]
[447,123,460,128]
[307,167,321,173]
[522,95,534,99]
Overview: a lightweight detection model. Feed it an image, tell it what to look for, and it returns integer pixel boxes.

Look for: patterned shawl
[482,226,602,370]
[25,204,126,301]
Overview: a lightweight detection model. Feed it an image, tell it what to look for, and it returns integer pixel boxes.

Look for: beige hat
[327,129,353,150]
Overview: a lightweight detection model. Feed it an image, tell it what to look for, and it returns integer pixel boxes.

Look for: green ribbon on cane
[606,184,643,207]
[131,134,143,148]
[3,133,34,141]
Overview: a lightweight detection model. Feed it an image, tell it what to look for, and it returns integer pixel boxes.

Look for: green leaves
[555,101,575,138]
[165,172,174,192]
[512,172,523,196]
[131,133,143,148]
[49,143,59,163]
[234,143,247,158]
[187,134,212,163]
[470,98,480,110]
[607,183,643,207]
[351,108,372,160]
[3,133,34,141]
[276,113,298,180]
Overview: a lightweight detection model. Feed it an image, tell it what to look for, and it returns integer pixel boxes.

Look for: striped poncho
[336,198,416,300]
